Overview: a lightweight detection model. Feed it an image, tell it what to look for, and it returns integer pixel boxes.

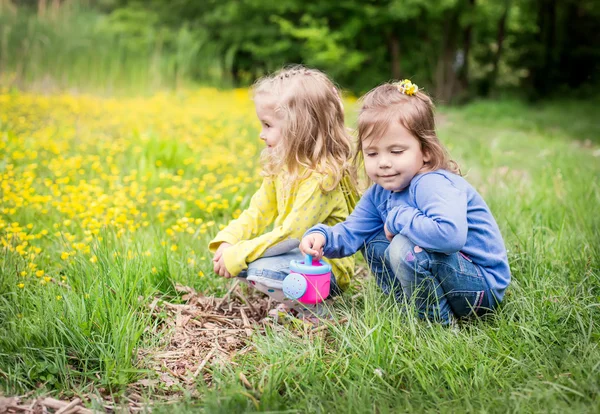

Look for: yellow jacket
[209,172,358,290]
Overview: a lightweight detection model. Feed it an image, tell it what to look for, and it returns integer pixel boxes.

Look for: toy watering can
[282,254,331,304]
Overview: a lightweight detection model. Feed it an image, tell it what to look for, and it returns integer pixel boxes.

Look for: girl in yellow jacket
[209,66,358,312]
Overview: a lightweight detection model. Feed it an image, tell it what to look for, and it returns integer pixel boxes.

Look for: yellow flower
[56,295,62,301]
[90,255,98,263]
[170,244,178,252]
[36,270,44,277]
[17,283,25,289]
[61,251,69,260]
[197,271,205,277]
[394,79,419,96]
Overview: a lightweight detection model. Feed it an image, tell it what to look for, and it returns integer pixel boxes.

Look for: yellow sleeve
[222,176,333,276]
[208,179,277,253]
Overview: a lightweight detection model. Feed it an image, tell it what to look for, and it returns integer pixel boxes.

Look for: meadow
[0,89,599,413]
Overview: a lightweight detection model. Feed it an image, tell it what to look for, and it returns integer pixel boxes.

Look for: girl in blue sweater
[300,80,511,324]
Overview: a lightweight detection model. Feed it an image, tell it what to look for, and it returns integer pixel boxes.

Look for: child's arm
[385,173,467,254]
[208,179,277,253]
[303,186,383,259]
[219,176,341,276]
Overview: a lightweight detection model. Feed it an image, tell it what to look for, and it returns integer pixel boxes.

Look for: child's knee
[387,234,417,271]
[246,256,289,282]
[361,237,389,269]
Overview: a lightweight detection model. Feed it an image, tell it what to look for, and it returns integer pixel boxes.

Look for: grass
[0,4,229,94]
[0,90,598,413]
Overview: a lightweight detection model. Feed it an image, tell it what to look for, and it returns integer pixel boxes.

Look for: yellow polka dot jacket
[209,172,358,291]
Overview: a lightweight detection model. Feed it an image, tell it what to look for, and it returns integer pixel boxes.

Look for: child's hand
[384,224,395,241]
[213,242,232,263]
[213,242,233,278]
[299,233,326,261]
[214,255,233,278]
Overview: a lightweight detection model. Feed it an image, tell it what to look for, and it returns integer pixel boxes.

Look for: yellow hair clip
[394,79,419,96]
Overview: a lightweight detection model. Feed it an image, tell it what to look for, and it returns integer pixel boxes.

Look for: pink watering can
[282,254,331,304]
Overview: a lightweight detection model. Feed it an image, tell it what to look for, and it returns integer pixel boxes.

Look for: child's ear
[422,148,432,163]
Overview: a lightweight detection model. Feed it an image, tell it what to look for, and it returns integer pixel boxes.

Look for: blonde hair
[253,65,357,192]
[356,82,460,176]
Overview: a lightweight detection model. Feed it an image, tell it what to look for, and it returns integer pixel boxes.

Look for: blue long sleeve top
[307,170,511,301]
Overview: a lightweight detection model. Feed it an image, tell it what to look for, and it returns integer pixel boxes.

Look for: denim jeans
[238,247,341,306]
[361,230,495,324]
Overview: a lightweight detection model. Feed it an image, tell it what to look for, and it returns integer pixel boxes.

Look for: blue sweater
[308,170,511,301]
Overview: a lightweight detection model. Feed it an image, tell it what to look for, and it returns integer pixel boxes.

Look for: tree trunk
[458,0,475,93]
[488,0,510,95]
[435,11,459,102]
[388,32,401,79]
[530,0,557,97]
[50,0,60,19]
[38,0,47,17]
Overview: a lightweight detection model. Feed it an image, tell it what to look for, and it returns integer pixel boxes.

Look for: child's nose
[378,156,391,168]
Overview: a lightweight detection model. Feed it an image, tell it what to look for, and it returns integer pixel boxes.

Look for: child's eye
[263,123,271,128]
[365,152,377,157]
[391,150,404,155]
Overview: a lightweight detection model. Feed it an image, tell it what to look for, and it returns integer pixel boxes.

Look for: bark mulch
[135,280,272,391]
[1,275,356,412]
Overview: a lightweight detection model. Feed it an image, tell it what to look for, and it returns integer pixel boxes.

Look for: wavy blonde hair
[356,82,460,177]
[253,65,357,192]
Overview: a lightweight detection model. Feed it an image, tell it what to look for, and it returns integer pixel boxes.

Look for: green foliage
[2,0,598,97]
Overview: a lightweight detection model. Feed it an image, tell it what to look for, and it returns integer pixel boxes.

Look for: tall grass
[0,89,598,412]
[0,3,228,94]
[175,99,600,412]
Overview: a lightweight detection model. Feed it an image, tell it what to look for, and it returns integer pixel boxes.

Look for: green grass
[0,5,228,94]
[1,97,599,413]
[175,99,600,412]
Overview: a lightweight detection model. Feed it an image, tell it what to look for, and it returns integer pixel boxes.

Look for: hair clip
[394,79,419,96]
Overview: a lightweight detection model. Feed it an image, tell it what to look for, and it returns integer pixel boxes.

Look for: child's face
[362,122,430,191]
[255,100,283,150]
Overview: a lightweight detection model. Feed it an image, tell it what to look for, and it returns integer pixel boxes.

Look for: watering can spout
[304,254,313,266]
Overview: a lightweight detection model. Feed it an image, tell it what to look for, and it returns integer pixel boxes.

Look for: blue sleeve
[306,186,383,258]
[385,173,467,254]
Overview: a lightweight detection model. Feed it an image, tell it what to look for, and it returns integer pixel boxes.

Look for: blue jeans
[239,248,341,302]
[361,230,495,324]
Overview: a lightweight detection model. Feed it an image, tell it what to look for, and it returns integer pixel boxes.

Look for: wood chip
[193,347,216,378]
[234,290,258,314]
[238,372,253,390]
[215,280,240,311]
[239,308,253,337]
[55,398,81,414]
